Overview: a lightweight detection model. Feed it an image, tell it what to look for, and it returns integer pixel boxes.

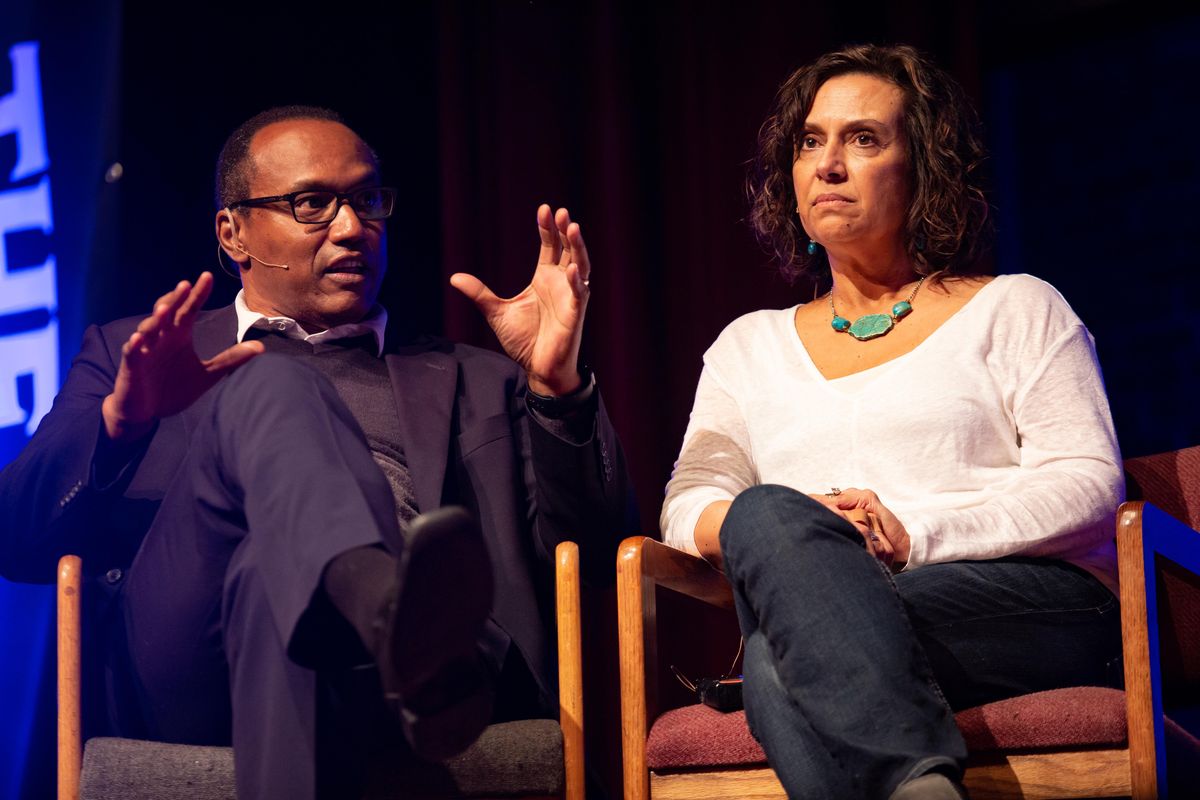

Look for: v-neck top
[661,274,1123,593]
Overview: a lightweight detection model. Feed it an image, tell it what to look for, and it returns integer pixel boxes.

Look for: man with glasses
[0,106,632,798]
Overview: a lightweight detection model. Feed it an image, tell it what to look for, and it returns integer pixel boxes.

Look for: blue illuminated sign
[0,41,57,438]
[0,39,58,800]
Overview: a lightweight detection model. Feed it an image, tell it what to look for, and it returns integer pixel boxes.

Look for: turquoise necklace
[830,276,926,341]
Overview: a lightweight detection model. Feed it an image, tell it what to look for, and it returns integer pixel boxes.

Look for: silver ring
[825,488,841,497]
[869,534,880,544]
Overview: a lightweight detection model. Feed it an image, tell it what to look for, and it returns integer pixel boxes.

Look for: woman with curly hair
[661,45,1122,799]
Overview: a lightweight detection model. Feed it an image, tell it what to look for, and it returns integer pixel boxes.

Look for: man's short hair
[214,105,379,210]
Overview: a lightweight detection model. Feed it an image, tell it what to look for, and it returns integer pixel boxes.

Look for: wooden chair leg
[57,555,82,800]
[556,542,584,800]
[617,537,653,800]
[1118,502,1157,800]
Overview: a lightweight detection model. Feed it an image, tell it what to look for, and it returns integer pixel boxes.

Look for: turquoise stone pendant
[847,313,894,341]
[828,276,926,342]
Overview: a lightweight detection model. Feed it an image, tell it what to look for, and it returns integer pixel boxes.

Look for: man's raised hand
[449,204,591,396]
[101,272,264,443]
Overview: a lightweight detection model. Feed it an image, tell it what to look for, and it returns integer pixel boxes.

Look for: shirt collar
[234,290,388,357]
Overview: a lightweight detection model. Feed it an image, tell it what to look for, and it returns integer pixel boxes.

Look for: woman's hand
[809,488,911,568]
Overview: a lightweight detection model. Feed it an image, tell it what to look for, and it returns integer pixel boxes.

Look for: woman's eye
[801,136,818,149]
[854,132,877,146]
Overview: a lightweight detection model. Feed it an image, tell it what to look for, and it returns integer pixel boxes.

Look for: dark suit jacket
[0,304,634,723]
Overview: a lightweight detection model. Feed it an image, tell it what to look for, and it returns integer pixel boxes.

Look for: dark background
[99,0,1200,527]
[7,0,1200,795]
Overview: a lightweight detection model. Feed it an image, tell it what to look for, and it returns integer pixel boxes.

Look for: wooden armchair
[57,542,587,800]
[617,447,1200,800]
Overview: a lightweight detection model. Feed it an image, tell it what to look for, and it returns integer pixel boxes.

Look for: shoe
[888,772,969,800]
[375,506,495,760]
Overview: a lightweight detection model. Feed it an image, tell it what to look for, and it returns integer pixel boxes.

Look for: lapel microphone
[227,211,290,270]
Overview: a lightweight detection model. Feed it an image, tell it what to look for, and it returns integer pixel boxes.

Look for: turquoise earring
[807,239,817,256]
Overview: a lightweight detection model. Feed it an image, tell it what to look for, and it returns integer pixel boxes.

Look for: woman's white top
[661,274,1123,594]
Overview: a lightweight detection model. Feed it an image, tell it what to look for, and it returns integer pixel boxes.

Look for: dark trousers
[721,484,1122,800]
[119,354,405,799]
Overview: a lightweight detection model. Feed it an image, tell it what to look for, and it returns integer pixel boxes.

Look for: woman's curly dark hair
[748,44,993,282]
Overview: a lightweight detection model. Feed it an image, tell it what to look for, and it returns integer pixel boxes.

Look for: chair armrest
[58,554,82,800]
[626,536,735,610]
[616,537,736,800]
[1117,500,1200,800]
[555,541,584,800]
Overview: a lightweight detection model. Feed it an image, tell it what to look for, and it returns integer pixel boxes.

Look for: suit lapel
[192,304,238,359]
[180,305,239,437]
[384,344,457,513]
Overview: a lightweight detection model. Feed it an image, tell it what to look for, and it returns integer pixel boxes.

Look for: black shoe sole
[379,506,495,759]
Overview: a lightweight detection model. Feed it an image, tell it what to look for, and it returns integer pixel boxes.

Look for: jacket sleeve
[520,376,638,587]
[0,320,151,583]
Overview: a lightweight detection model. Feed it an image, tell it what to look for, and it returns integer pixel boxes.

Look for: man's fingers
[121,331,140,358]
[205,340,264,376]
[122,331,153,370]
[136,312,161,336]
[564,221,590,284]
[152,280,189,311]
[564,264,590,298]
[536,203,561,266]
[176,272,214,325]
[554,208,573,267]
[449,272,502,312]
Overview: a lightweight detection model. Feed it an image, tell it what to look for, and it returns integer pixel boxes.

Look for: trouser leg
[122,354,402,798]
[896,558,1122,711]
[741,629,855,798]
[720,485,965,799]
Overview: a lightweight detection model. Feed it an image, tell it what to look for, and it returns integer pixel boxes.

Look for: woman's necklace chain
[830,276,926,341]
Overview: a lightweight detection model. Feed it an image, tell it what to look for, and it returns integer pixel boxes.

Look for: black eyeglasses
[228,186,397,224]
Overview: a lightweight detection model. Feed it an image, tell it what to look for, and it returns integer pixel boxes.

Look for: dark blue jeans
[720,485,1121,800]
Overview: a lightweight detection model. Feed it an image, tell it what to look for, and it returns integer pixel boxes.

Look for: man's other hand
[101,272,264,443]
[449,204,590,396]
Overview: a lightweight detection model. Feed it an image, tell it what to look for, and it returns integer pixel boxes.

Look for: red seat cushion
[646,705,764,770]
[646,687,1127,770]
[955,686,1126,752]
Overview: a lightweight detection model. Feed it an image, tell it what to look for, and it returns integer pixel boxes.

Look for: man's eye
[355,190,382,209]
[296,193,332,210]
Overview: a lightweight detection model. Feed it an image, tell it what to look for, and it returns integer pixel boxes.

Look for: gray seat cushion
[81,738,235,800]
[366,720,564,798]
[80,720,563,799]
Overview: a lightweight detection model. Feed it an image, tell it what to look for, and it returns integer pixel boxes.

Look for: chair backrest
[1125,446,1200,529]
[1125,446,1200,705]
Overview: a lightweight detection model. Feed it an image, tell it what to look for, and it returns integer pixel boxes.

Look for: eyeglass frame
[226,186,398,224]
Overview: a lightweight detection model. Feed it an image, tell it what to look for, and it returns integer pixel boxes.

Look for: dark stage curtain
[2,1,1197,796]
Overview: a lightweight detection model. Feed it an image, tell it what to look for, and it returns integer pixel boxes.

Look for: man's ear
[215,208,250,267]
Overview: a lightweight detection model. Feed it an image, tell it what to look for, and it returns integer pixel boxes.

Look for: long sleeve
[901,321,1122,571]
[661,363,758,555]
